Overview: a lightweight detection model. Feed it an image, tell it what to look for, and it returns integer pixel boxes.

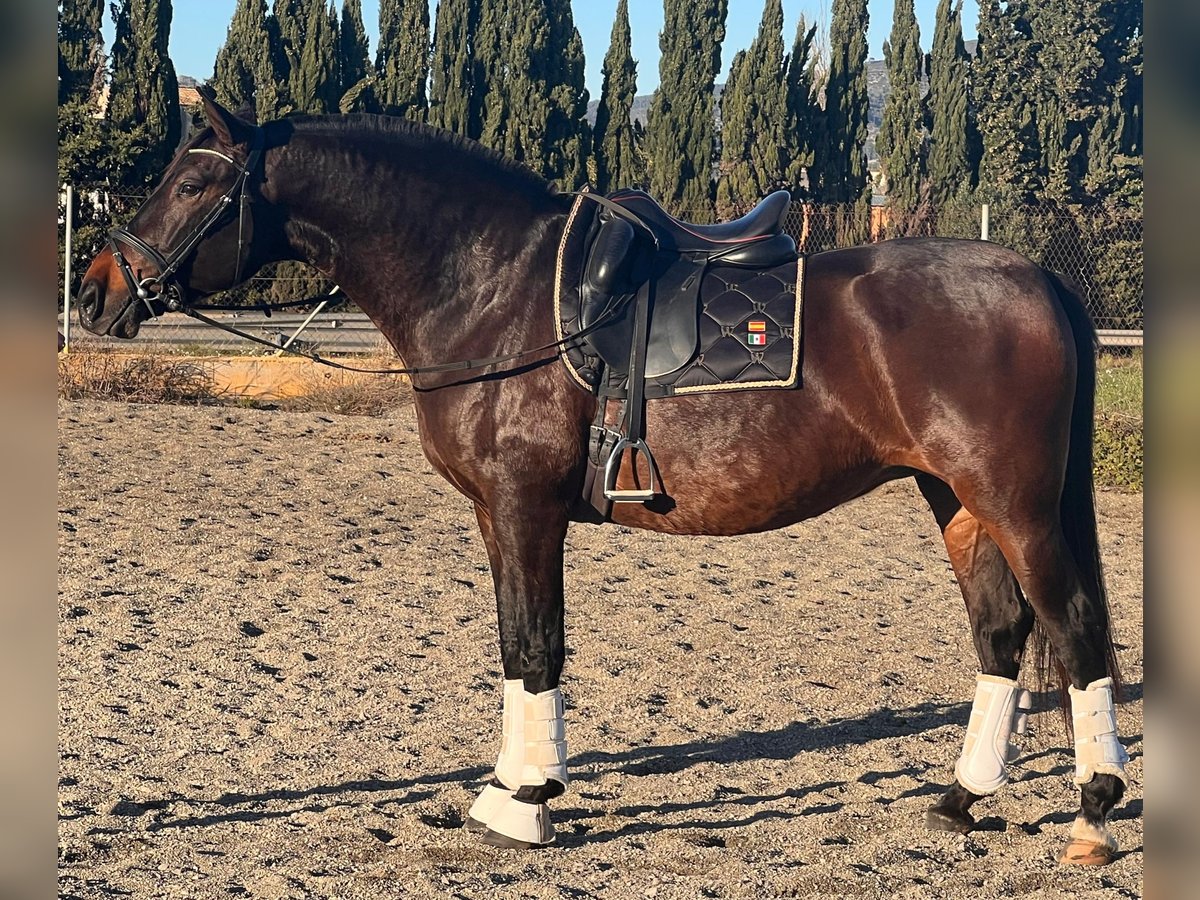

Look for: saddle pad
[662,259,804,394]
[555,194,805,397]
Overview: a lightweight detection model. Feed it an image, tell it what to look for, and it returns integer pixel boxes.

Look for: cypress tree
[58,0,108,297]
[58,0,105,107]
[273,0,340,115]
[474,0,589,185]
[213,0,271,114]
[476,0,509,149]
[716,0,786,217]
[58,0,107,185]
[338,0,370,98]
[376,0,430,120]
[107,0,181,185]
[782,16,819,196]
[811,0,870,205]
[273,0,305,114]
[974,0,1042,204]
[593,0,644,192]
[295,0,340,114]
[876,0,924,225]
[543,0,590,187]
[428,0,480,136]
[646,0,729,220]
[925,0,973,204]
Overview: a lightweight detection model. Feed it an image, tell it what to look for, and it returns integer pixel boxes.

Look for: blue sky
[125,1,980,97]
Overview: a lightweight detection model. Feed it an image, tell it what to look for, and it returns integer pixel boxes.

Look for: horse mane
[272,114,561,200]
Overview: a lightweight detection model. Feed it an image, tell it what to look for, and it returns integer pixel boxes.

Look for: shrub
[58,352,218,405]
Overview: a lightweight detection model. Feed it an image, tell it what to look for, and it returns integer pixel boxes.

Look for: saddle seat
[607,188,792,255]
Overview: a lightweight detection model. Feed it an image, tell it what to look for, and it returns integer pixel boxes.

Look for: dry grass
[58,351,219,405]
[279,361,413,416]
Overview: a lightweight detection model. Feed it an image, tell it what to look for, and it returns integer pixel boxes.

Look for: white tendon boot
[1060,677,1129,864]
[467,680,568,848]
[955,674,1033,795]
[1068,677,1129,786]
[465,679,524,832]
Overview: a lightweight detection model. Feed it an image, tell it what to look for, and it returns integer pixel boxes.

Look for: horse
[76,92,1130,864]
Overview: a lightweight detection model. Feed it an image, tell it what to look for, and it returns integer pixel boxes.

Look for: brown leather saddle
[556,189,806,518]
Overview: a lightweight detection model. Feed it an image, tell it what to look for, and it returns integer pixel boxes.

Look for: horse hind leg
[916,475,1037,834]
[973,505,1128,865]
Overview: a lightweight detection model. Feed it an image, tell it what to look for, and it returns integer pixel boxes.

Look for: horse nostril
[77,281,101,323]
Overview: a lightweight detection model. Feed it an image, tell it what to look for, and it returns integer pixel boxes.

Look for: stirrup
[603,437,660,502]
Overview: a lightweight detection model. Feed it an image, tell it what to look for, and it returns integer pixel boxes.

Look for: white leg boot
[954,674,1033,795]
[484,686,568,847]
[466,679,523,832]
[467,681,568,848]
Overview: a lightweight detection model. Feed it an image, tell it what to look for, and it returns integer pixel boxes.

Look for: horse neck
[262,122,567,369]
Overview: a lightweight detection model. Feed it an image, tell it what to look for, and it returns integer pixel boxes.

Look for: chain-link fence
[60,185,1142,354]
[774,200,1142,333]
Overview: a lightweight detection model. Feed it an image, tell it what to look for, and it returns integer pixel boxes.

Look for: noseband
[108,127,265,317]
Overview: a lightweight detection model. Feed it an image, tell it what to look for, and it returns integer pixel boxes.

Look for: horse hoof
[480,827,551,850]
[464,816,488,834]
[925,805,974,834]
[1059,839,1116,866]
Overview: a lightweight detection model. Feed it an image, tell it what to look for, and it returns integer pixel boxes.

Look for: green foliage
[106,0,181,186]
[716,0,786,218]
[338,0,370,97]
[273,0,340,115]
[213,0,269,114]
[877,0,924,228]
[428,0,480,136]
[375,0,429,120]
[812,0,870,219]
[593,0,644,192]
[1093,353,1142,490]
[476,0,590,187]
[58,0,105,106]
[782,16,819,196]
[973,0,1141,208]
[925,0,974,205]
[646,0,729,220]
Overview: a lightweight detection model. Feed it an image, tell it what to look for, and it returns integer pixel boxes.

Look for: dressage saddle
[579,189,797,380]
[567,188,802,515]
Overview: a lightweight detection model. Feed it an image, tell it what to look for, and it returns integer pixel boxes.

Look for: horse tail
[1033,269,1122,730]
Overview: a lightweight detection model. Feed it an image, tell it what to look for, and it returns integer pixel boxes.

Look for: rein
[106,141,631,379]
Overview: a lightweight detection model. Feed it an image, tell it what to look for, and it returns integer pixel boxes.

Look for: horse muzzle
[76,249,162,339]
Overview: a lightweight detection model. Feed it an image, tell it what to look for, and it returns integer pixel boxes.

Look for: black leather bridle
[108,127,265,318]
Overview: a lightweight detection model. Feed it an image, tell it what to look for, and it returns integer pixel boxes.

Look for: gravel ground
[58,400,1143,899]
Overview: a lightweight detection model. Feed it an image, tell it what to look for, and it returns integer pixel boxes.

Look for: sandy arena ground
[59,400,1143,899]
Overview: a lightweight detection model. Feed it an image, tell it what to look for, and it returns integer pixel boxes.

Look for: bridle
[108,127,265,318]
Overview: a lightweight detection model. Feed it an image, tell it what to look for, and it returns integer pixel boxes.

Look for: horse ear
[197,84,255,149]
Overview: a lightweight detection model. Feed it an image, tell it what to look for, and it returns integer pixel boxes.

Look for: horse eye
[178,182,201,198]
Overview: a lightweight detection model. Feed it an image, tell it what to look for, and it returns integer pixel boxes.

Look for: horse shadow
[138,681,1141,836]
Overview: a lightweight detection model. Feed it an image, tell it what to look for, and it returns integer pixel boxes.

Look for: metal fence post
[274,283,343,353]
[980,203,990,241]
[62,183,73,353]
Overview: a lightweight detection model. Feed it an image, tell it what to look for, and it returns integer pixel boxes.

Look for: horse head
[77,91,274,338]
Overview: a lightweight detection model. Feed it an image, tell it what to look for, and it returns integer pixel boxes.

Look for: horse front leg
[465,499,570,849]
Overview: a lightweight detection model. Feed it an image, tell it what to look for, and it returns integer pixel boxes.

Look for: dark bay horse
[76,94,1129,863]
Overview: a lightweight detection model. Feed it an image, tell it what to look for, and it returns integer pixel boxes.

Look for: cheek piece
[955,674,1033,795]
[467,680,569,845]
